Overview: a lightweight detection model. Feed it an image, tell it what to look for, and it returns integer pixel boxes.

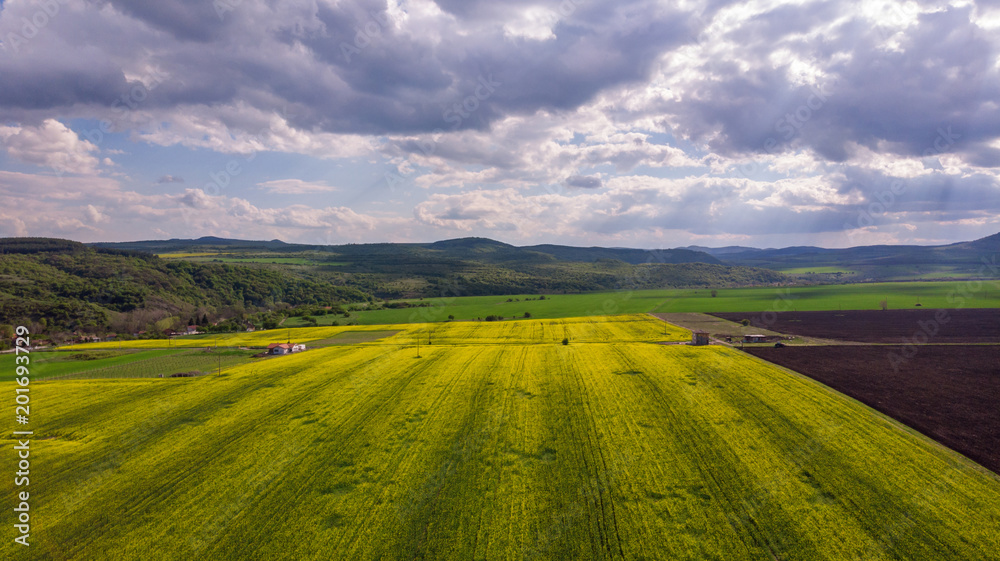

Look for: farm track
[4,315,1000,560]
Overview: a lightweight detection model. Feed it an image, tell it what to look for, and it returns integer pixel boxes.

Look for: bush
[524,312,531,318]
[562,337,569,345]
[711,290,718,297]
[447,315,455,321]
[740,319,750,326]
[485,315,500,322]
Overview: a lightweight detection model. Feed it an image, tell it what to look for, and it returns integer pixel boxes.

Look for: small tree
[740,319,750,326]
[524,312,531,318]
[562,337,569,345]
[879,299,888,311]
[448,315,455,321]
[711,290,718,297]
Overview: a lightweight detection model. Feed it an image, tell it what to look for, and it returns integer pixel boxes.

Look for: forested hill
[0,238,369,335]
[0,237,788,338]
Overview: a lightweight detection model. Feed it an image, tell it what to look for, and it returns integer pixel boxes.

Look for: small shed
[744,334,767,343]
[691,330,710,346]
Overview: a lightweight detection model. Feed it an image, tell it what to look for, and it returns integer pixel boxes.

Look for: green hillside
[0,237,788,339]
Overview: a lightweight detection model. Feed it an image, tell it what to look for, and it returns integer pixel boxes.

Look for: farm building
[267,343,306,355]
[691,330,710,346]
[185,325,199,335]
[744,334,768,343]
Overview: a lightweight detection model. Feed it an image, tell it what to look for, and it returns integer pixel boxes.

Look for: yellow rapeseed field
[4,314,999,559]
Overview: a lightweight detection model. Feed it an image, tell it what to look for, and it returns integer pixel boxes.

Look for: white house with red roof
[267,342,305,355]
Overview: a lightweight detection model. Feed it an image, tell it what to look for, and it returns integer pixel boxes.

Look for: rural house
[267,343,306,355]
[691,330,710,346]
[185,325,198,335]
[743,334,767,343]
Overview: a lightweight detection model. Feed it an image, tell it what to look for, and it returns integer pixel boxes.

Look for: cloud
[256,179,338,195]
[0,170,389,243]
[565,175,602,189]
[1,0,1000,247]
[0,119,100,174]
[174,188,212,209]
[0,0,698,138]
[85,204,108,223]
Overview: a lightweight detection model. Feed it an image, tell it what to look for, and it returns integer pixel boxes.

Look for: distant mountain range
[3,232,996,336]
[93,236,724,265]
[92,232,1000,281]
[712,232,1000,280]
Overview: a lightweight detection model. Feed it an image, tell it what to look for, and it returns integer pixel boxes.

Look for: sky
[1,0,999,249]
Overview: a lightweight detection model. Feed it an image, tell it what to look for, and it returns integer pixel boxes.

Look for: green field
[156,252,317,265]
[778,266,857,274]
[4,315,999,559]
[0,349,257,382]
[278,280,1000,327]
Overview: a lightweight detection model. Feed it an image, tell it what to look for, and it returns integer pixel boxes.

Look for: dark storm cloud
[0,51,131,114]
[667,4,1000,165]
[99,0,229,42]
[0,0,701,135]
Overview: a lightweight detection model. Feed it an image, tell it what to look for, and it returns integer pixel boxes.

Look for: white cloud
[0,120,100,175]
[85,204,108,224]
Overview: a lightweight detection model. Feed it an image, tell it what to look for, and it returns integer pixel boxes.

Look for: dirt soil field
[745,345,1000,474]
[713,308,1000,343]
